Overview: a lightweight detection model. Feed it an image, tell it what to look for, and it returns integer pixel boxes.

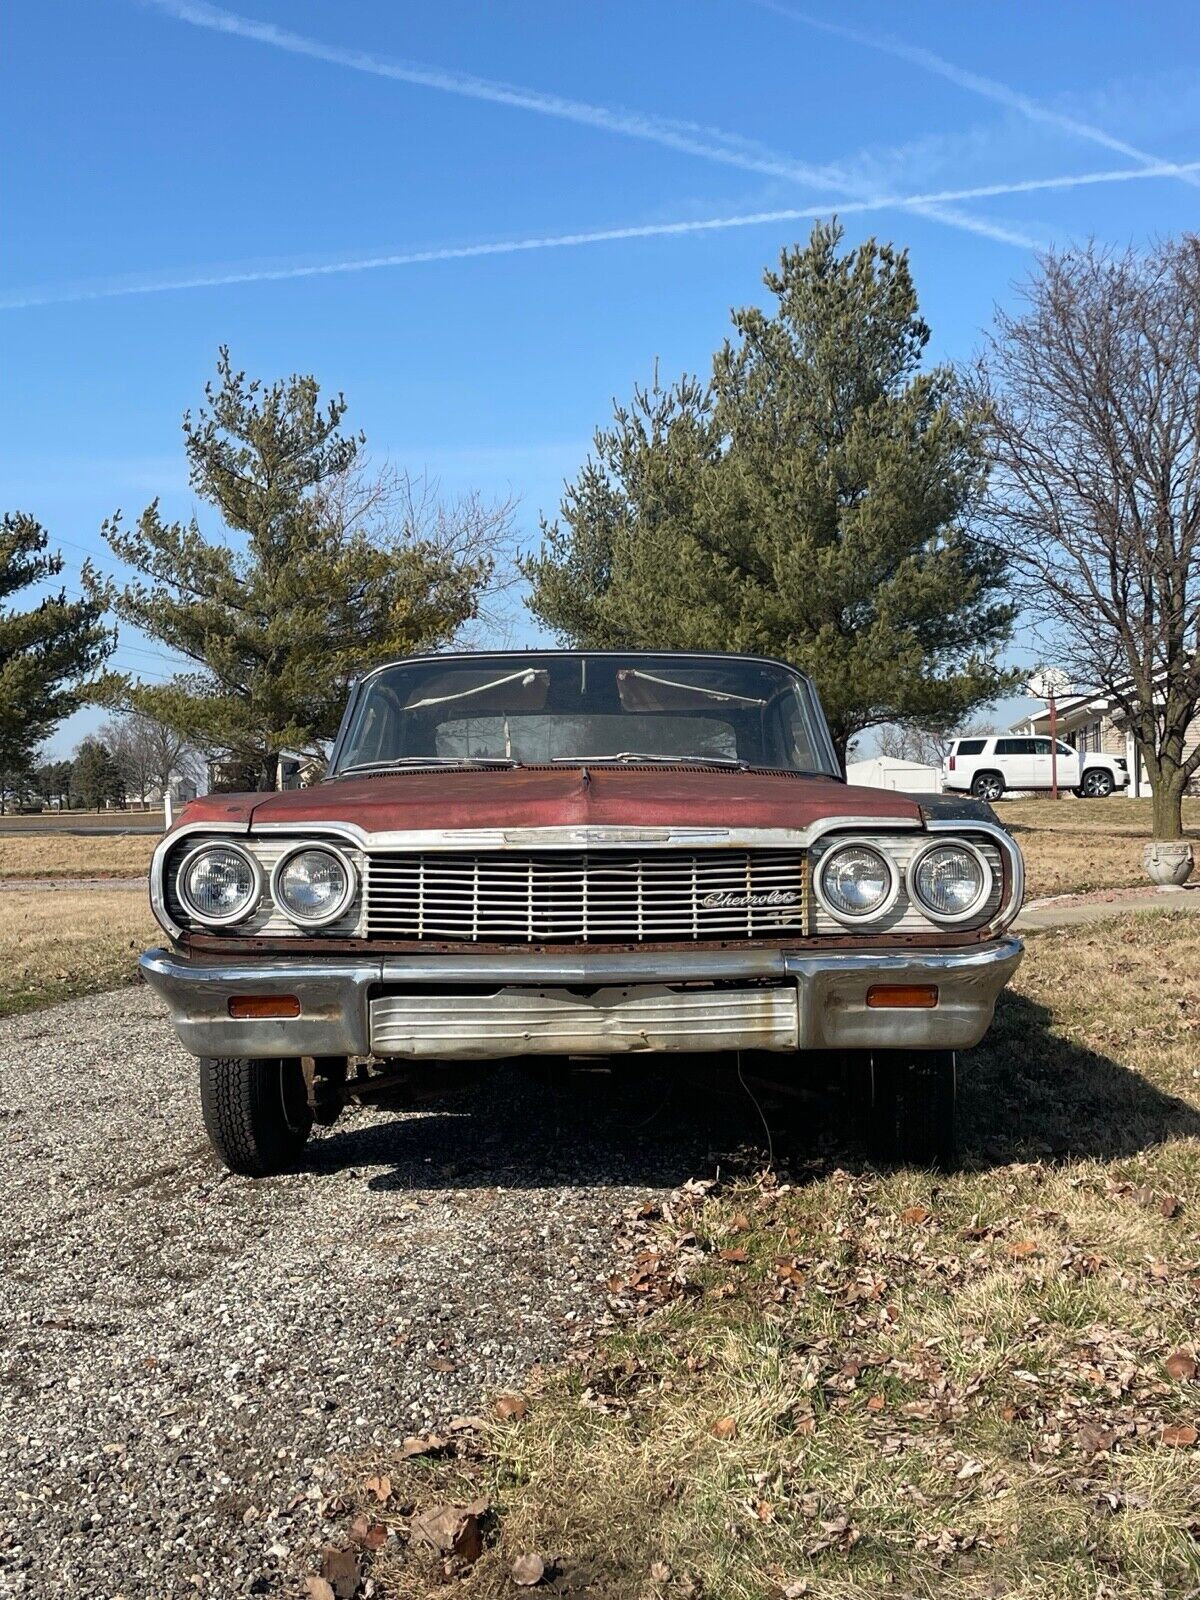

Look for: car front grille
[363,848,809,942]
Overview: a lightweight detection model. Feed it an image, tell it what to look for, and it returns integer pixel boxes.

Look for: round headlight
[178,843,261,927]
[272,845,356,927]
[817,842,896,923]
[910,842,990,922]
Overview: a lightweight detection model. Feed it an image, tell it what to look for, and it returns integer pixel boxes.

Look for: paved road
[0,877,146,893]
[0,814,163,836]
[0,986,770,1599]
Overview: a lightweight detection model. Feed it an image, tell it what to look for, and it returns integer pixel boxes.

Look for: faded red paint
[174,766,921,835]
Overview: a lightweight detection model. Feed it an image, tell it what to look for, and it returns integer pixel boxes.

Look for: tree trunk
[258,752,279,792]
[1151,772,1186,840]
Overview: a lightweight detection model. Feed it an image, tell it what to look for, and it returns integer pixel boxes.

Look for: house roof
[1011,689,1110,732]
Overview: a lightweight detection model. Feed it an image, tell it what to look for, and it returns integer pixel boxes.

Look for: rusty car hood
[174,765,923,835]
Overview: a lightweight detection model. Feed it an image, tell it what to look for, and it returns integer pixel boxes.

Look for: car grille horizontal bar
[364,849,808,942]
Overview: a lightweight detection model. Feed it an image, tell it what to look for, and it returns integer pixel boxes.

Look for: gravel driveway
[0,984,764,1598]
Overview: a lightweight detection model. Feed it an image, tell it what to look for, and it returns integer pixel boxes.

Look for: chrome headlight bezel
[175,840,264,928]
[906,837,993,925]
[270,842,358,929]
[813,837,901,926]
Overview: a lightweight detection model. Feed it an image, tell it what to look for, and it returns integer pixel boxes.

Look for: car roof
[352,648,818,690]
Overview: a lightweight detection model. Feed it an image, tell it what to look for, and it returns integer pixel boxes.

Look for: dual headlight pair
[815,837,991,926]
[176,841,355,930]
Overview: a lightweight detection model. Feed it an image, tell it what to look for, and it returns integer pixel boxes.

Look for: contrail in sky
[751,0,1200,190]
[5,159,1196,311]
[141,0,1036,247]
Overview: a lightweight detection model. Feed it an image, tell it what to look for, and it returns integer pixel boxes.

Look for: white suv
[943,735,1130,801]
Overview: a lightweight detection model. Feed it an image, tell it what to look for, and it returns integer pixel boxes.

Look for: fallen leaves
[400,1432,449,1458]
[1165,1349,1197,1382]
[410,1497,489,1565]
[364,1473,391,1503]
[1077,1422,1116,1455]
[1160,1423,1199,1448]
[349,1514,389,1551]
[711,1415,738,1440]
[494,1392,529,1422]
[315,1547,359,1600]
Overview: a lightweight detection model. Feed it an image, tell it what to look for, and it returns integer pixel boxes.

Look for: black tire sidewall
[199,1057,313,1177]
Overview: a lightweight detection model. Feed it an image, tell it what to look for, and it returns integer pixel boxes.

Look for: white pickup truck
[943,735,1129,801]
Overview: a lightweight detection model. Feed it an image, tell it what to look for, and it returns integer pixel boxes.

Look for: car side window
[1032,739,1052,755]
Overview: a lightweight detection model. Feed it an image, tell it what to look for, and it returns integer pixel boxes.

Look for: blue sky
[3,0,1199,759]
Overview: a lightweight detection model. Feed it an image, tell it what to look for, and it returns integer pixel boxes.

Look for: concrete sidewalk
[1016,882,1200,931]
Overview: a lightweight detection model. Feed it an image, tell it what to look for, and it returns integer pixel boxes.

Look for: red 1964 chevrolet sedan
[141,651,1023,1175]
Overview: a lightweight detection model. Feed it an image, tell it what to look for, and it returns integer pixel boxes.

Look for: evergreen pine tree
[524,223,1019,760]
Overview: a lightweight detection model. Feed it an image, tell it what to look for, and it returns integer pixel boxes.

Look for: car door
[994,736,1033,787]
[1054,740,1081,788]
[1027,738,1055,789]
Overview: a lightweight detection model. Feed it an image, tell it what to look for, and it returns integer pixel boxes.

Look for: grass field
[996,796,1200,900]
[0,889,156,1016]
[0,831,156,879]
[344,914,1200,1599]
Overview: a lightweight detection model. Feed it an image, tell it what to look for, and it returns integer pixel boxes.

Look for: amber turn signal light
[865,984,939,1010]
[227,995,302,1020]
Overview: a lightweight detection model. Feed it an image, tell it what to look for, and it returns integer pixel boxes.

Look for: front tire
[199,1057,313,1176]
[1080,768,1114,798]
[971,771,1005,802]
[864,1050,957,1169]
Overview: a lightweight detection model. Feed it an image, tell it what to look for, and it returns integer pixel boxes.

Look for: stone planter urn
[1144,841,1195,887]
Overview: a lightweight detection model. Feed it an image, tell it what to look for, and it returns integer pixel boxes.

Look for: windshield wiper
[550,752,748,769]
[338,756,519,776]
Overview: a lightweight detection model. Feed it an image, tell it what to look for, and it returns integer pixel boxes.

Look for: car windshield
[333,653,838,777]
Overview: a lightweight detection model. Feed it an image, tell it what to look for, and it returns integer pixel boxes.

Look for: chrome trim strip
[150,820,253,940]
[247,814,923,852]
[924,817,1024,935]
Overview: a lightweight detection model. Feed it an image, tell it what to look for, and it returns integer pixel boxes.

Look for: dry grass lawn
[0,888,156,1015]
[342,914,1200,1599]
[0,831,156,879]
[999,795,1200,899]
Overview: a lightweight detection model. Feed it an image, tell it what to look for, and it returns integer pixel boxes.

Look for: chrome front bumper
[140,938,1023,1060]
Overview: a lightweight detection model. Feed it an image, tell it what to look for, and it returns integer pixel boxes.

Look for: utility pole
[1049,690,1058,800]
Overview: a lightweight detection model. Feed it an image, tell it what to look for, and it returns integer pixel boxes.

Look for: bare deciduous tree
[970,238,1200,838]
[102,712,202,805]
[313,460,521,644]
[874,720,999,767]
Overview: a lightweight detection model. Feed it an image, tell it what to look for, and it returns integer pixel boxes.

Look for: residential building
[1013,689,1199,797]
